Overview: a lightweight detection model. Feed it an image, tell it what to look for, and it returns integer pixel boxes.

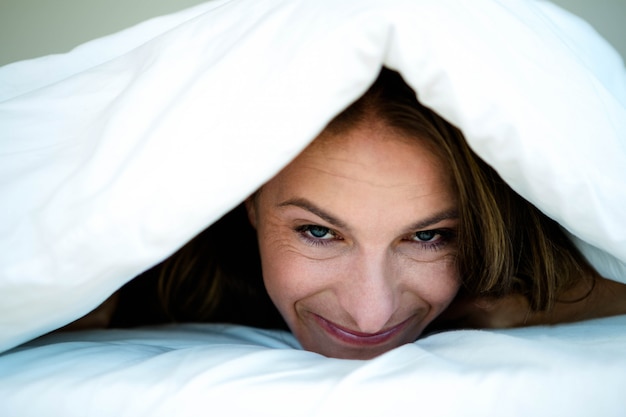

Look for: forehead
[262,120,455,212]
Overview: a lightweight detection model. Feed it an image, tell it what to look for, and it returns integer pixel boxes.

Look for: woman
[74,68,626,359]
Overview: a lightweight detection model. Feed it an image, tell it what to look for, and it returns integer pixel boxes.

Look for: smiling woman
[246,106,461,359]
[70,68,626,359]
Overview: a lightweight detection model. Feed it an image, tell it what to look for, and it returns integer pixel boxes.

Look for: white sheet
[0,0,626,415]
[2,317,626,417]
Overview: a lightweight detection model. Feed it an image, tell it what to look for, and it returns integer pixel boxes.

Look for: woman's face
[248,120,460,359]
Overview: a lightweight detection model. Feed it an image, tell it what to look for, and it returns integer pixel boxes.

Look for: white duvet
[1,0,625,415]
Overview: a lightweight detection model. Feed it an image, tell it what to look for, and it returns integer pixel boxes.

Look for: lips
[313,314,412,347]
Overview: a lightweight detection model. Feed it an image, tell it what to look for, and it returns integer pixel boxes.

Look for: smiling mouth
[313,314,413,347]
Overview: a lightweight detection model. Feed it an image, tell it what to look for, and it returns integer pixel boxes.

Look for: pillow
[3,318,626,416]
[0,0,624,353]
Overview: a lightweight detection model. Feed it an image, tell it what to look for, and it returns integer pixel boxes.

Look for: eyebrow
[278,198,348,229]
[278,198,459,231]
[405,209,459,231]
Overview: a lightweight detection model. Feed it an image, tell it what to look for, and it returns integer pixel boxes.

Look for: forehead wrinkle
[300,159,427,190]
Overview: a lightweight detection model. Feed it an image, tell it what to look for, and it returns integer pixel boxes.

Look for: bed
[1,0,625,415]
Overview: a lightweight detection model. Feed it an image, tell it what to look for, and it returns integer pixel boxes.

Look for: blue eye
[409,229,455,254]
[307,225,331,238]
[414,230,438,242]
[295,225,339,246]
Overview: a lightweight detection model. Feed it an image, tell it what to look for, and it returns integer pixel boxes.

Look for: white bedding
[1,0,625,415]
[1,317,626,417]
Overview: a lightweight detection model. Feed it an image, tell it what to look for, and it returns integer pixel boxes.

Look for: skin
[247,118,462,359]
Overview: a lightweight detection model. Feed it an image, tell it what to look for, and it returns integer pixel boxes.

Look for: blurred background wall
[0,0,624,66]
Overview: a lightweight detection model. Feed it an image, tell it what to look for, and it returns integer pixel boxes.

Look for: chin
[329,346,402,360]
[302,339,409,360]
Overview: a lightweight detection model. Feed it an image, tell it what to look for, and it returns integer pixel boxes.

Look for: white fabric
[1,318,626,417]
[1,0,626,415]
[0,0,625,393]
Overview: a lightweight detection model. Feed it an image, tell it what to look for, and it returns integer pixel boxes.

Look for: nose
[336,250,398,334]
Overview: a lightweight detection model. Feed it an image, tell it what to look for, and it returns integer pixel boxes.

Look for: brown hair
[112,67,595,327]
[110,204,286,329]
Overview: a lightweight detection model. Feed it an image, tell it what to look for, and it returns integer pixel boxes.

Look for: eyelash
[295,225,340,247]
[294,225,455,251]
[408,229,455,252]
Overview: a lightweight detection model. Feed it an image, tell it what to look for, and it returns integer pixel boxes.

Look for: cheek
[392,253,460,314]
[407,259,460,310]
[256,223,325,315]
